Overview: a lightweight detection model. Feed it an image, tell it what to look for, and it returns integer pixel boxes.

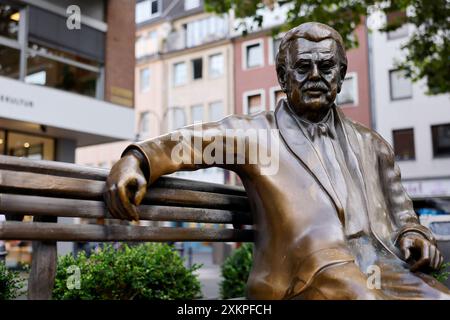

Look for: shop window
[6,131,54,160]
[0,130,5,155]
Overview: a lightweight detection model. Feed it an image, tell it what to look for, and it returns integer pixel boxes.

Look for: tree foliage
[205,0,450,94]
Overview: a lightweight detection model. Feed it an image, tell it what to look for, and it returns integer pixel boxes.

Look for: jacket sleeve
[121,115,253,184]
[376,135,436,245]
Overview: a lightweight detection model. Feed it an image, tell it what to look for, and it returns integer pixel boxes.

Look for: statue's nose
[310,64,320,80]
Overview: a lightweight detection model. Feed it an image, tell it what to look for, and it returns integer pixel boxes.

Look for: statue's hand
[104,152,148,221]
[399,233,444,272]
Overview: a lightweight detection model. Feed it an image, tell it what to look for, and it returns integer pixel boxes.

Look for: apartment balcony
[163,15,229,53]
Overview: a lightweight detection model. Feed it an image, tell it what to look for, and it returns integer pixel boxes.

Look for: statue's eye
[297,63,310,71]
[320,61,334,70]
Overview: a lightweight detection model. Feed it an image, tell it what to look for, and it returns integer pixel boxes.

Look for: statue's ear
[337,64,347,93]
[277,65,287,92]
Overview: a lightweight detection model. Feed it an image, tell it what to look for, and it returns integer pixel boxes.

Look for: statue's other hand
[104,152,148,221]
[400,234,444,272]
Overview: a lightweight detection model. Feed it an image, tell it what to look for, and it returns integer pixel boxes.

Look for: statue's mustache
[302,82,329,92]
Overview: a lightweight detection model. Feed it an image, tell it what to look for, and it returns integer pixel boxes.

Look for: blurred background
[0,0,449,295]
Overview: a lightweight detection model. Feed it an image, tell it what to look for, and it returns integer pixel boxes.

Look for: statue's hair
[276,22,347,85]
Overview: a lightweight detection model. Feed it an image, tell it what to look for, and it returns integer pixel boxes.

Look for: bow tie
[305,122,335,141]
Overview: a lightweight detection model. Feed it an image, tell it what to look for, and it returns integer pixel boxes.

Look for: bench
[0,155,253,299]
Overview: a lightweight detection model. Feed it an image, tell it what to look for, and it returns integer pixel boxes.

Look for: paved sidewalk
[187,252,222,299]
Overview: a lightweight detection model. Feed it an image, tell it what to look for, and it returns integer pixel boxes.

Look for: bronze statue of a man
[105,22,450,299]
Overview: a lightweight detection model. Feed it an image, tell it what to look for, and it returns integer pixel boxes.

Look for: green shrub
[432,262,450,283]
[53,243,202,300]
[220,243,253,299]
[0,262,25,300]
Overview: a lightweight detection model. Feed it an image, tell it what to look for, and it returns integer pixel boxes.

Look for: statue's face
[284,38,343,116]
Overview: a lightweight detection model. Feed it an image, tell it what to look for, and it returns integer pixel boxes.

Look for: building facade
[370,14,450,201]
[0,0,135,263]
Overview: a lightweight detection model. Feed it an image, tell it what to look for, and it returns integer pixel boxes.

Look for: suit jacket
[125,99,435,299]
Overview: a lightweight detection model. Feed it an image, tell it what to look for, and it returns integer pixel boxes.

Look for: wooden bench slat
[0,169,250,210]
[0,155,247,196]
[0,221,254,242]
[0,194,253,224]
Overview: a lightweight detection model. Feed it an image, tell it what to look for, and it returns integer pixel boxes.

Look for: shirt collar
[294,105,337,141]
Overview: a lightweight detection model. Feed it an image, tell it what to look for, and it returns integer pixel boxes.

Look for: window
[209,101,223,121]
[139,68,150,92]
[209,53,223,78]
[432,124,450,158]
[168,108,186,130]
[26,52,99,98]
[337,73,357,105]
[192,58,202,80]
[393,129,415,161]
[270,88,286,110]
[185,16,228,48]
[139,111,150,137]
[0,44,20,79]
[0,130,5,155]
[173,62,187,86]
[270,37,282,64]
[184,0,200,10]
[191,104,204,124]
[389,69,412,100]
[0,4,20,40]
[6,131,54,160]
[135,0,161,24]
[244,92,264,114]
[136,31,158,58]
[25,70,46,85]
[245,42,263,69]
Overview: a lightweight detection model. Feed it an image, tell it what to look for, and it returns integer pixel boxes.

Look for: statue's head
[276,22,347,118]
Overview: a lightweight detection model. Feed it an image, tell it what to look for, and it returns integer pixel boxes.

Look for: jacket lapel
[275,99,344,219]
[335,109,366,184]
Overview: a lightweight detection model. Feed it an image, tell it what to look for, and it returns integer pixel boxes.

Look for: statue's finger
[429,245,437,269]
[134,176,147,206]
[118,184,139,221]
[411,242,430,272]
[109,187,131,221]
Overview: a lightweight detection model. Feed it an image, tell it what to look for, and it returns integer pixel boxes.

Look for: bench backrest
[0,155,253,299]
[0,155,253,242]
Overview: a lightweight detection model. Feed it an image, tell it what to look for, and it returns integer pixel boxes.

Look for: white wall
[371,23,450,181]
